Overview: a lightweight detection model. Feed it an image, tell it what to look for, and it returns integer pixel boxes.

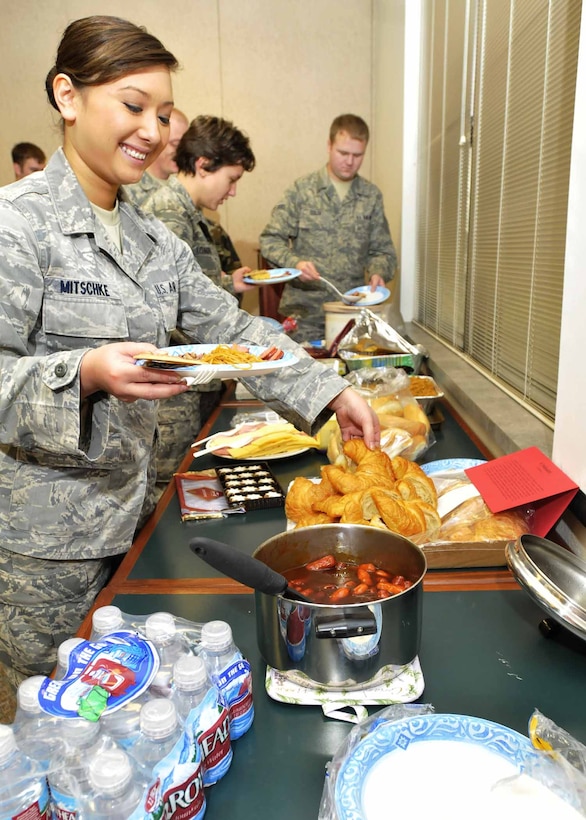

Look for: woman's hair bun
[45,67,59,110]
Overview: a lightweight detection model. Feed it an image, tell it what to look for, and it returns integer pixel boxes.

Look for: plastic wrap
[337,309,425,373]
[430,471,533,544]
[318,703,435,820]
[319,367,435,462]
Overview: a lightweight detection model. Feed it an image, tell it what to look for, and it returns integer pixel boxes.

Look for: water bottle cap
[201,620,233,652]
[145,611,177,643]
[139,698,178,738]
[0,725,17,764]
[88,748,132,795]
[173,654,207,690]
[92,605,124,635]
[17,675,45,712]
[57,637,84,669]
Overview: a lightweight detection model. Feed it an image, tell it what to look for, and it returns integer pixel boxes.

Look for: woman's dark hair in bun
[46,15,178,111]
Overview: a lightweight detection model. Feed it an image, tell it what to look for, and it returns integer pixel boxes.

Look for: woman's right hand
[80,342,192,402]
[296,260,321,282]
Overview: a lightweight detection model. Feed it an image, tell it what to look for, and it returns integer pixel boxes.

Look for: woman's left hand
[328,387,380,449]
[368,274,386,290]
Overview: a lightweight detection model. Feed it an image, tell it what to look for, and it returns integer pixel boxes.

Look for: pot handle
[189,537,289,596]
[314,608,378,639]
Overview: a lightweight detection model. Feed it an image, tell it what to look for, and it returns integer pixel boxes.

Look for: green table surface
[111,589,586,820]
[129,401,487,581]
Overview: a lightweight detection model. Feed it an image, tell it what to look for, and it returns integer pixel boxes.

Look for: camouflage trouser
[0,547,116,689]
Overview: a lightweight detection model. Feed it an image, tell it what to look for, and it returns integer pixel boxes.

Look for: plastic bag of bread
[429,474,534,543]
[316,367,435,463]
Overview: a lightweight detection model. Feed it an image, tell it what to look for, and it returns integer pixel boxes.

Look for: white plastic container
[13,676,60,768]
[48,718,103,819]
[55,637,85,679]
[145,612,192,697]
[84,747,144,820]
[129,699,206,820]
[171,654,232,785]
[199,620,254,740]
[0,724,50,820]
[90,605,125,640]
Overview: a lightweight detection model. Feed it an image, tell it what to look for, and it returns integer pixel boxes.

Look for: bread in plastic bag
[318,367,435,463]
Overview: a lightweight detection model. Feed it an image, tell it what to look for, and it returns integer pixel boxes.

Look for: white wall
[552,6,586,490]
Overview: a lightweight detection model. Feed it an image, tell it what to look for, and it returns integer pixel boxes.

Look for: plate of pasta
[243,268,302,285]
[134,344,298,379]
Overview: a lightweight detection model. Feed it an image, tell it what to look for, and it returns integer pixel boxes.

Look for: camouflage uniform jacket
[141,176,236,297]
[0,149,348,561]
[124,171,163,208]
[259,166,397,339]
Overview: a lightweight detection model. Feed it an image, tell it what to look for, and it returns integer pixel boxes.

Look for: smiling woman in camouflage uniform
[0,16,379,690]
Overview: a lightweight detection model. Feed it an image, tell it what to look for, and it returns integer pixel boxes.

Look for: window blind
[416,0,580,420]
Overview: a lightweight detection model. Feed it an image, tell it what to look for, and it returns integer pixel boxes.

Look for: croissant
[285,441,441,541]
[370,489,441,540]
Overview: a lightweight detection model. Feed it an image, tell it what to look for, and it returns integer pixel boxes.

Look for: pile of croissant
[285,439,441,543]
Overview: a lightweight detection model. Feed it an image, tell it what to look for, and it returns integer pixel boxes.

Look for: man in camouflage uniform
[125,108,189,208]
[260,114,397,343]
[0,148,376,688]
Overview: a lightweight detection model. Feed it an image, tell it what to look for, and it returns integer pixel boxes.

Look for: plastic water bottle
[84,747,144,820]
[55,637,85,680]
[171,654,232,785]
[48,718,103,819]
[130,698,183,778]
[199,620,254,739]
[129,698,206,820]
[0,724,50,820]
[98,694,148,750]
[145,612,192,697]
[13,676,61,768]
[90,605,125,640]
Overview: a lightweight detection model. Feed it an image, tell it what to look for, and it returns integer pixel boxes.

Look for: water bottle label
[49,786,79,820]
[0,781,50,820]
[212,657,254,740]
[37,632,159,721]
[186,689,232,785]
[130,730,205,820]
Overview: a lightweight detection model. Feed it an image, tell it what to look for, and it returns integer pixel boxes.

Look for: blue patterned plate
[335,713,539,820]
[343,285,390,306]
[420,458,486,475]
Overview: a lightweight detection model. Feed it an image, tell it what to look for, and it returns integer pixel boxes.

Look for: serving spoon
[319,276,364,304]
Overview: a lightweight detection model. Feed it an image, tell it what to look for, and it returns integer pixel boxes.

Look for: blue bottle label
[38,632,159,721]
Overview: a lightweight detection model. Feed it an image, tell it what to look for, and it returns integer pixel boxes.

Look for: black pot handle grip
[189,537,288,596]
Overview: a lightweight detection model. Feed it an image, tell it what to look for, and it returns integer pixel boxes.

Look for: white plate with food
[199,421,317,461]
[243,268,302,285]
[134,344,297,379]
[334,713,572,820]
[342,285,390,306]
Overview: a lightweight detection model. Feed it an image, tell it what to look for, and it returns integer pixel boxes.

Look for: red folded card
[464,446,578,537]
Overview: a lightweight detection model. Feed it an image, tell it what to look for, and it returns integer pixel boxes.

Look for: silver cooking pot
[252,524,426,685]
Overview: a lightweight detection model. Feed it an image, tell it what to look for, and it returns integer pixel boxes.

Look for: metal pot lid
[506,534,586,641]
